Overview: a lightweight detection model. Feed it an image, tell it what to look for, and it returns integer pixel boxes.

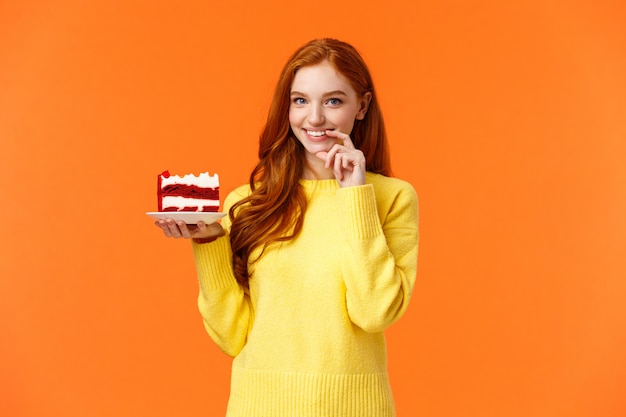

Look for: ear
[355,91,372,120]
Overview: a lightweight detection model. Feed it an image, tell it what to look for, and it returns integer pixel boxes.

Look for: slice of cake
[158,170,220,212]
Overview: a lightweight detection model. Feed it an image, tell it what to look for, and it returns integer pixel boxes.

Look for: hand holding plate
[155,218,225,240]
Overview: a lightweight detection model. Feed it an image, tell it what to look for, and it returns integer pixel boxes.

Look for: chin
[307,143,333,153]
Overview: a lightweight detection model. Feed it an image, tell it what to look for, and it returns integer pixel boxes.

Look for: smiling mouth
[305,129,328,137]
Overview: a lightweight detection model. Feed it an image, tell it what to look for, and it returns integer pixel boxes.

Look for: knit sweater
[191,172,419,417]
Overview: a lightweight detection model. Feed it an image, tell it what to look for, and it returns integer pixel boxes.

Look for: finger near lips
[317,134,364,180]
[325,129,355,149]
[324,143,347,168]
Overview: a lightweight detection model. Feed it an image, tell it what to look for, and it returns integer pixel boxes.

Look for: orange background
[1,1,625,416]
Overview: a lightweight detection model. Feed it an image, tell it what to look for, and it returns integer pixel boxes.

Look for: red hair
[229,38,391,287]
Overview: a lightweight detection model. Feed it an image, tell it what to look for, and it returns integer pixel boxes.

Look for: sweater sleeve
[337,181,419,333]
[191,187,253,357]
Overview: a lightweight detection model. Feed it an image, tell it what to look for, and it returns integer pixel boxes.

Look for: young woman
[155,38,419,417]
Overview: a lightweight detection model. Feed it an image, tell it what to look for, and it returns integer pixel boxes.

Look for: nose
[308,104,325,126]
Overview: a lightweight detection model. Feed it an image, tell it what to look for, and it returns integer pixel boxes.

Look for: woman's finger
[165,219,183,237]
[342,153,354,170]
[333,152,345,180]
[177,221,192,238]
[324,143,353,169]
[155,220,172,237]
[325,129,355,150]
[324,144,340,169]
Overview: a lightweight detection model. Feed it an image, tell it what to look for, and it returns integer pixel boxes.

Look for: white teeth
[306,130,326,137]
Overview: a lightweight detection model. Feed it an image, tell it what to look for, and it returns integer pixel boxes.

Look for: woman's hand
[154,219,225,240]
[315,130,366,187]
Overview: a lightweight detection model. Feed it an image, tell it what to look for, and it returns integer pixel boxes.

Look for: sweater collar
[299,178,340,192]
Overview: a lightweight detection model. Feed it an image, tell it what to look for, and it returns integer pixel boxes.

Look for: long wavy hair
[229,38,392,287]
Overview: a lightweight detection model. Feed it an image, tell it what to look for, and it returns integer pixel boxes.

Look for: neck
[301,155,335,180]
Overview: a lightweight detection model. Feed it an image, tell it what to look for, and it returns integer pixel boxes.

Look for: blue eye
[327,98,342,106]
[292,97,307,105]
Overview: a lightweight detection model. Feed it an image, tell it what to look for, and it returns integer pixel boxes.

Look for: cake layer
[160,184,219,199]
[161,196,220,212]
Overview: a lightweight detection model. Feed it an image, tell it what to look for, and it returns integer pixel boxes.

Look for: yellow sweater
[192,172,419,417]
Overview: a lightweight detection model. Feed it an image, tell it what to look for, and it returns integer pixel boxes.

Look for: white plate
[146,211,226,224]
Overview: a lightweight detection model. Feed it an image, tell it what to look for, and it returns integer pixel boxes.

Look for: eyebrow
[290,90,349,97]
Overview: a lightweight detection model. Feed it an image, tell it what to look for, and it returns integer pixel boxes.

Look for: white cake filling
[161,196,220,211]
[160,172,219,187]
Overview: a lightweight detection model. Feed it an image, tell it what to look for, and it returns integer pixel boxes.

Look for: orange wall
[1,1,625,416]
